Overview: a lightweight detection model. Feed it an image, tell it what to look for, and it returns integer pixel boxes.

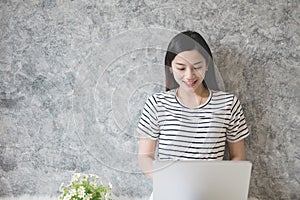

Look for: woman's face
[171,49,208,92]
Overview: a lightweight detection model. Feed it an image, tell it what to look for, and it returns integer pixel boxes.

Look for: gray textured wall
[0,0,299,199]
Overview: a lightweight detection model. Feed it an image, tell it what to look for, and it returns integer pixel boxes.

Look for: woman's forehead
[174,50,206,62]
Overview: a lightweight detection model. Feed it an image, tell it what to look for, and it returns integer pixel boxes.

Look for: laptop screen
[153,160,252,200]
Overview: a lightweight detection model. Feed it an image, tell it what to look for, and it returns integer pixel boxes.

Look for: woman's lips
[184,80,198,87]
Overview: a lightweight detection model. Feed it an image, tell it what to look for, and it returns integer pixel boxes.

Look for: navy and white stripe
[137,88,249,160]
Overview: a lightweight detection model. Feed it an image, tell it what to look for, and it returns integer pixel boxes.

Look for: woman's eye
[177,68,184,70]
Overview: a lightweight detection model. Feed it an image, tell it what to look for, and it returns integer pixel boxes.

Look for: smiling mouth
[184,80,198,87]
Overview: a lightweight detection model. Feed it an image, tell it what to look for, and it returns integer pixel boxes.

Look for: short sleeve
[137,95,160,140]
[226,95,249,142]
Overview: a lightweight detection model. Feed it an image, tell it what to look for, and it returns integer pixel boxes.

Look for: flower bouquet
[59,173,113,200]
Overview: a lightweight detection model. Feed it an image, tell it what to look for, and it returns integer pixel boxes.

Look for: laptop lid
[153,160,252,200]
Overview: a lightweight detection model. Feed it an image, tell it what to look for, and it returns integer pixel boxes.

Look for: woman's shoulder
[151,89,177,99]
[211,89,233,96]
[211,90,236,100]
[143,90,176,108]
[211,90,244,106]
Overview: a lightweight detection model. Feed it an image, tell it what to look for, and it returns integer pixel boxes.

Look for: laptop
[152,160,252,200]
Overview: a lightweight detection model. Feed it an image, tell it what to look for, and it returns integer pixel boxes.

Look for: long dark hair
[164,31,218,91]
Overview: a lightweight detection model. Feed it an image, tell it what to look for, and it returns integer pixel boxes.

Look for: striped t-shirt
[137,88,249,160]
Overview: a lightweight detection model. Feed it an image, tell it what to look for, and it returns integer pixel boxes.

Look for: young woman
[137,31,249,197]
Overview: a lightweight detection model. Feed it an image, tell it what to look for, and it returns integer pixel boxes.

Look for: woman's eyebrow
[193,61,202,65]
[175,61,202,65]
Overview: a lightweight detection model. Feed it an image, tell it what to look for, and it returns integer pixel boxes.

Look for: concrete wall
[0,0,299,199]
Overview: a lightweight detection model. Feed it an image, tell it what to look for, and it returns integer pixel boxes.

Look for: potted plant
[59,173,113,200]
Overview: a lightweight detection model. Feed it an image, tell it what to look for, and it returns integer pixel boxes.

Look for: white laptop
[153,160,252,200]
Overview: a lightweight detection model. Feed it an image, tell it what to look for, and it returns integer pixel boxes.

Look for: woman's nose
[185,67,195,78]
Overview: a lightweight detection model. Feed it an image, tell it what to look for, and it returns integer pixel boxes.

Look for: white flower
[70,188,77,197]
[63,194,72,200]
[77,186,85,198]
[89,174,96,178]
[82,174,88,182]
[90,174,99,179]
[59,183,64,192]
[83,194,92,200]
[71,173,81,182]
[109,182,113,189]
[105,192,110,200]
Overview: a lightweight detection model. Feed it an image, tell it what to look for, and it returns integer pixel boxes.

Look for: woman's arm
[228,139,246,160]
[138,137,157,179]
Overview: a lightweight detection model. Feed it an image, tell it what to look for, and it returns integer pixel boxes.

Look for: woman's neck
[178,85,208,98]
[177,85,209,108]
